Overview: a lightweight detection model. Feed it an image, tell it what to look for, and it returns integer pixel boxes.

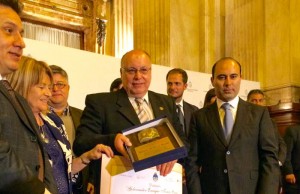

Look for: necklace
[39,125,49,144]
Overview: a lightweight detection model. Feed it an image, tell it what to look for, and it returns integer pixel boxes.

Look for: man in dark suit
[282,125,300,194]
[186,57,280,194]
[166,68,198,194]
[0,0,57,193]
[247,89,287,194]
[48,65,86,194]
[247,89,286,166]
[73,49,186,193]
[166,68,198,137]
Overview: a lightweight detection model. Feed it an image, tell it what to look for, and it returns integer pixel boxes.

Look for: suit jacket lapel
[0,85,35,133]
[116,89,141,125]
[148,91,168,118]
[228,98,247,146]
[207,102,228,147]
[183,101,191,136]
[69,106,82,129]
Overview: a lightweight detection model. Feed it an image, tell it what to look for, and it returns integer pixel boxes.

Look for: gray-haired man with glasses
[48,65,82,146]
[48,65,85,194]
[74,49,187,194]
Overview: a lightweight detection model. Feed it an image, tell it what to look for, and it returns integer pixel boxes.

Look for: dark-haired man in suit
[166,68,198,137]
[186,57,280,194]
[0,0,56,193]
[166,68,198,194]
[74,49,186,193]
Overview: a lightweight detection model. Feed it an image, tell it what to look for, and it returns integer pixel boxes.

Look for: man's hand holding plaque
[114,133,132,159]
[114,132,179,176]
[121,117,187,172]
[156,159,178,176]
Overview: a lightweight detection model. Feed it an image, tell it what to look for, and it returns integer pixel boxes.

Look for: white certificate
[100,155,182,194]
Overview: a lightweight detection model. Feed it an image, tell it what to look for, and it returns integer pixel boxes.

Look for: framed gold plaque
[122,116,187,172]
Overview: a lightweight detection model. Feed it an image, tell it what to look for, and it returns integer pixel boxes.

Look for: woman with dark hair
[203,88,216,107]
[109,78,122,92]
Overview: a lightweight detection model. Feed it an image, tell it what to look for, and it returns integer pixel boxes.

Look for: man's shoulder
[148,90,167,97]
[239,98,266,111]
[194,103,215,116]
[69,106,82,112]
[86,91,113,98]
[86,91,119,101]
[286,125,300,134]
[148,90,173,102]
[183,100,199,111]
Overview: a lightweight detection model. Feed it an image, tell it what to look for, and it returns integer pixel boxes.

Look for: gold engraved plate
[137,127,160,143]
[135,137,175,160]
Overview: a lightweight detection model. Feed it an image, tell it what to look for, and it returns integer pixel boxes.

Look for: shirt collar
[176,99,184,107]
[49,105,70,116]
[128,92,150,104]
[216,96,239,110]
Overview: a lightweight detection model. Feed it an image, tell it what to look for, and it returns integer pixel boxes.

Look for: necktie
[1,80,19,104]
[1,80,24,113]
[135,98,150,123]
[176,104,185,134]
[222,103,234,141]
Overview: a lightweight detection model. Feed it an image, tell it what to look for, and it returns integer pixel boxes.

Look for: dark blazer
[182,100,198,137]
[69,106,86,194]
[282,125,300,189]
[69,106,82,130]
[0,82,57,193]
[73,88,185,193]
[272,120,287,165]
[186,98,280,194]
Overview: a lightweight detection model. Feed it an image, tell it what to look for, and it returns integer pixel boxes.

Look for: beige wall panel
[264,0,290,88]
[225,0,263,81]
[198,0,207,73]
[170,0,200,71]
[201,0,223,73]
[133,0,170,66]
[290,0,300,86]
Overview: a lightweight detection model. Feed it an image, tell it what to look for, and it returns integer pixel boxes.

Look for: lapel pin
[159,107,164,110]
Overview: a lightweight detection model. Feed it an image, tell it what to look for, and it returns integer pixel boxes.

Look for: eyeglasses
[122,67,151,75]
[53,83,67,89]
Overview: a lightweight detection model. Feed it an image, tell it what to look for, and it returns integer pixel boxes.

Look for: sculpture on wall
[96,0,108,54]
[96,18,107,48]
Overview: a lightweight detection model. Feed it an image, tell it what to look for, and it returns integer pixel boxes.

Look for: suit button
[30,136,37,142]
[224,169,228,173]
[35,165,40,171]
[226,151,230,155]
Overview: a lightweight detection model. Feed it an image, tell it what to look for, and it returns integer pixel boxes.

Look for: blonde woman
[7,56,114,194]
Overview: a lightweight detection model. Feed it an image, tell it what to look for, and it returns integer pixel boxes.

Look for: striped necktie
[135,98,150,123]
[222,103,234,142]
[1,80,20,105]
